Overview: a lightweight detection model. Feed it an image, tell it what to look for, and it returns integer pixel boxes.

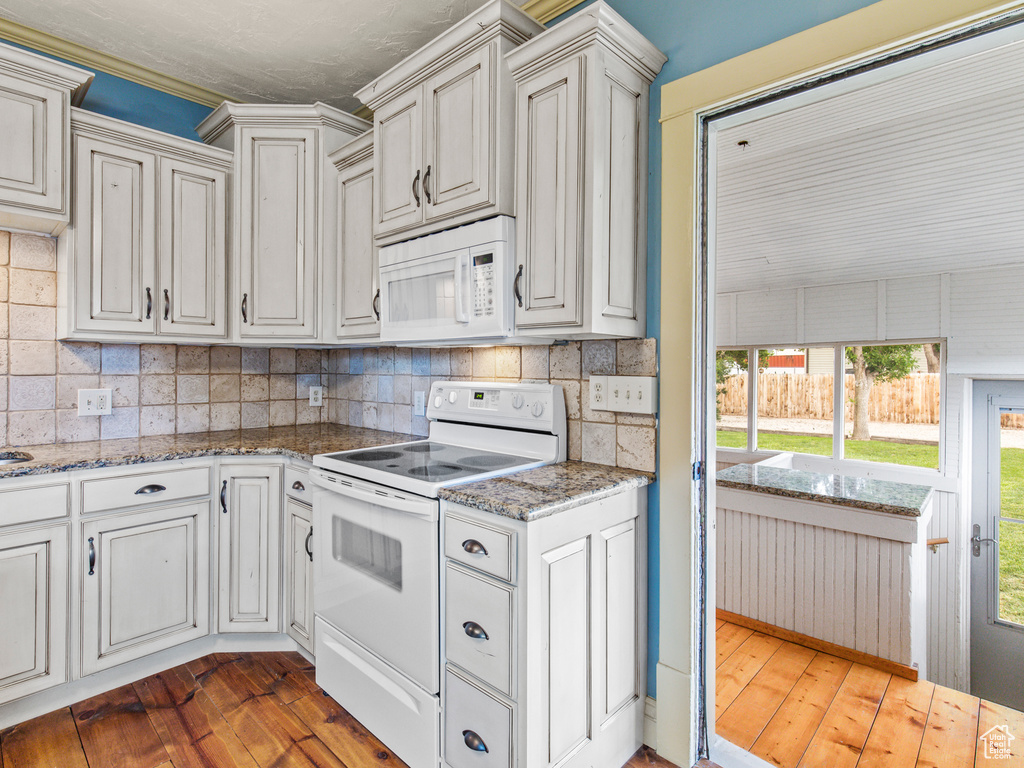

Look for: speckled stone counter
[438,461,653,521]
[716,462,932,517]
[0,423,412,479]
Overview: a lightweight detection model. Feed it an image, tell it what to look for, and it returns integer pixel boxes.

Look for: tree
[846,345,919,440]
[923,342,941,373]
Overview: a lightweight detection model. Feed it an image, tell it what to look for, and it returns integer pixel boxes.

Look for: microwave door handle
[454,252,470,323]
[309,469,437,519]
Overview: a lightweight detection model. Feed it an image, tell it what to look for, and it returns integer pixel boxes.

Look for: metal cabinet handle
[163,289,170,321]
[135,484,166,495]
[423,165,432,204]
[241,293,248,324]
[145,287,153,319]
[461,539,488,556]
[372,288,381,321]
[462,730,488,753]
[305,526,313,562]
[463,621,489,641]
[220,480,228,514]
[513,265,524,308]
[412,169,421,207]
[292,480,306,491]
[88,537,96,576]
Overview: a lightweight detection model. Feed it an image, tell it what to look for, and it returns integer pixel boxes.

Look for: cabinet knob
[461,539,488,556]
[292,480,306,491]
[462,621,489,641]
[462,730,488,753]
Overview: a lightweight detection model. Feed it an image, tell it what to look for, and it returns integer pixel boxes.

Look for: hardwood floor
[716,618,1024,767]
[0,651,678,768]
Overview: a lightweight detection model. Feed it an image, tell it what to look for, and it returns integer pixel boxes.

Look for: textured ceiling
[0,0,527,111]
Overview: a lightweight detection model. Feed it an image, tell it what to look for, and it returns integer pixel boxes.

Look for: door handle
[463,621,489,640]
[462,730,488,753]
[513,265,524,308]
[972,523,997,557]
[241,293,248,324]
[372,288,381,321]
[145,287,153,319]
[453,253,470,323]
[292,480,306,491]
[461,539,488,556]
[220,480,228,514]
[135,484,166,495]
[163,289,170,321]
[88,537,96,576]
[423,165,432,205]
[305,526,313,562]
[412,169,421,208]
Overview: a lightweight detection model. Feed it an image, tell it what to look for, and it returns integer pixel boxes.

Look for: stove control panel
[427,381,566,434]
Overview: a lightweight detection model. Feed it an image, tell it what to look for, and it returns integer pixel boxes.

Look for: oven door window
[334,517,402,591]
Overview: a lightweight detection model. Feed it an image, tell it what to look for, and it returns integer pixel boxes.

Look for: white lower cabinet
[0,523,70,705]
[81,502,210,676]
[218,464,282,632]
[284,497,314,652]
[442,489,646,768]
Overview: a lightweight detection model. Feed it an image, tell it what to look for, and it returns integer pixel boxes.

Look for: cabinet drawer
[285,467,312,503]
[82,466,211,514]
[0,482,69,527]
[445,563,514,697]
[445,667,513,768]
[445,512,515,583]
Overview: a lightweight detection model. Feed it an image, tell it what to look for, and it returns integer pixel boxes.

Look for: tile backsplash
[0,230,657,472]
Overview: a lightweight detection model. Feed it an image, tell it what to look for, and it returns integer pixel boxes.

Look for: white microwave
[378,216,515,344]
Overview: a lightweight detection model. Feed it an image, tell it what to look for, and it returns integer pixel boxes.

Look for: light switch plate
[78,389,112,416]
[589,376,657,415]
[414,390,426,417]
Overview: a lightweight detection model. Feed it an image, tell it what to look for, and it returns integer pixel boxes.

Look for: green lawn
[717,429,1024,625]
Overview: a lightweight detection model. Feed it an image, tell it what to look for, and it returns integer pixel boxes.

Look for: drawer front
[445,563,514,697]
[445,667,513,768]
[445,513,515,583]
[82,466,211,513]
[0,482,69,527]
[284,466,312,503]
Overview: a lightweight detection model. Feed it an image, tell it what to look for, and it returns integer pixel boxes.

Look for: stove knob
[434,395,443,408]
[531,400,544,418]
[512,394,524,409]
[449,391,458,404]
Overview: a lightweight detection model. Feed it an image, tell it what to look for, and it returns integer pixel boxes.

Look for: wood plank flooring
[0,651,681,768]
[717,619,1024,768]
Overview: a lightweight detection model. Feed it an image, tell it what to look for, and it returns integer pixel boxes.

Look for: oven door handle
[309,469,437,519]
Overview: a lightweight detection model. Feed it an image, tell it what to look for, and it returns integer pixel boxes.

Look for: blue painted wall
[551,0,882,698]
[5,40,213,141]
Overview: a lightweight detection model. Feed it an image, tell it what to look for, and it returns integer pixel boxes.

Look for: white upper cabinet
[330,131,380,340]
[197,104,368,342]
[61,110,231,341]
[0,40,92,235]
[356,0,543,245]
[507,2,666,339]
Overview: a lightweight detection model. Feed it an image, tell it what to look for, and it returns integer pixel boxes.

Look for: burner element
[346,450,403,462]
[407,463,462,478]
[460,454,520,468]
[406,443,445,453]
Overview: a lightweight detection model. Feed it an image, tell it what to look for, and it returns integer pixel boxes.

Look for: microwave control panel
[472,253,495,317]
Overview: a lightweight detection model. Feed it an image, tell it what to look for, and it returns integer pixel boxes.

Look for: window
[716,342,941,470]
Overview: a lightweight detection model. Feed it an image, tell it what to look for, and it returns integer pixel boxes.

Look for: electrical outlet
[589,376,657,415]
[413,390,426,417]
[309,386,323,406]
[78,389,112,416]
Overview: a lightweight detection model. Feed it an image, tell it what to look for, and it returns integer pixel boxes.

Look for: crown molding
[521,0,587,24]
[0,16,236,107]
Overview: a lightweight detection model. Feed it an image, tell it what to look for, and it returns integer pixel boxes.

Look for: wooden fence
[718,373,1024,428]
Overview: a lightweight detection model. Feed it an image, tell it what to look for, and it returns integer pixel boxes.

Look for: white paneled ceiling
[0,0,527,111]
[714,31,1024,295]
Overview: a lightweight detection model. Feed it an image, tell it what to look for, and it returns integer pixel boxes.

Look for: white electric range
[309,381,566,768]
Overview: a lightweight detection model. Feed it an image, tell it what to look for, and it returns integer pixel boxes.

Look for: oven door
[311,470,439,693]
[378,246,511,343]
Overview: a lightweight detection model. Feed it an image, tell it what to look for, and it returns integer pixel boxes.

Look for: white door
[971,381,1024,710]
[81,503,209,675]
[336,152,379,338]
[284,498,314,652]
[0,75,66,214]
[374,89,423,237]
[218,465,281,632]
[158,157,227,338]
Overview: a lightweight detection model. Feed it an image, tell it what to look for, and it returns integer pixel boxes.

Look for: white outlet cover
[309,386,324,406]
[78,388,112,416]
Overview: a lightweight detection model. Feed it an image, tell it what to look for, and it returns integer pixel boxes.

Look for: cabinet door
[0,75,66,215]
[374,89,423,236]
[514,58,584,330]
[337,154,379,338]
[81,503,209,676]
[0,524,68,705]
[237,127,318,338]
[73,134,157,334]
[218,465,281,632]
[284,499,313,652]
[423,45,493,221]
[158,157,227,337]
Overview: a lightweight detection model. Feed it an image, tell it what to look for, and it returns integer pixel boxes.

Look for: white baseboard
[0,632,301,730]
[643,695,658,750]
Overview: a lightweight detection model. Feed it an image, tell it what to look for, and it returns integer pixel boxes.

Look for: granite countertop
[0,423,413,479]
[438,461,654,522]
[716,462,933,517]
